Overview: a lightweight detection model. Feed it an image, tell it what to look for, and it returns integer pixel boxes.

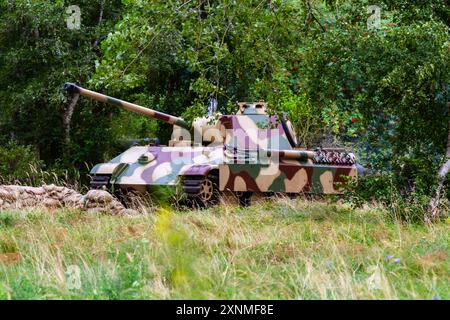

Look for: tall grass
[0,163,90,193]
[0,197,448,300]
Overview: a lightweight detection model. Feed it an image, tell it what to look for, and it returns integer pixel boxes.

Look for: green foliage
[0,0,123,169]
[287,1,449,202]
[0,142,84,188]
[92,0,305,138]
[0,0,448,213]
[272,89,321,147]
[0,211,22,229]
[0,143,43,182]
[344,174,428,223]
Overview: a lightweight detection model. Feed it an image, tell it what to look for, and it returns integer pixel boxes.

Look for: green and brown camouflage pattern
[64,84,358,195]
[217,103,356,194]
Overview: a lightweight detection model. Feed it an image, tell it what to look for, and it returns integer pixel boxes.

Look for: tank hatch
[138,152,157,165]
[237,102,267,115]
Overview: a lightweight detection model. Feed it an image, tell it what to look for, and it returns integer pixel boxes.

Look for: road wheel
[183,174,219,209]
[199,178,215,203]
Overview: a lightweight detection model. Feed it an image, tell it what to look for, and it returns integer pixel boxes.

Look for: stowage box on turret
[64,82,358,206]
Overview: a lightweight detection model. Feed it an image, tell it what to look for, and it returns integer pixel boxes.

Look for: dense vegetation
[0,0,449,220]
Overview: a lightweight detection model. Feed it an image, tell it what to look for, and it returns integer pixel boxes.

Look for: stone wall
[0,185,138,215]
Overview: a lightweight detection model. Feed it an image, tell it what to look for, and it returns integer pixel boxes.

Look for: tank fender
[90,163,128,176]
[180,164,219,177]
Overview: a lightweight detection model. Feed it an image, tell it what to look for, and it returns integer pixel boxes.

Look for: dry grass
[0,197,448,300]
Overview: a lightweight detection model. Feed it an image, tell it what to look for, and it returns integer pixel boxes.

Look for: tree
[0,0,123,168]
[287,1,449,210]
[92,0,307,140]
[427,123,450,222]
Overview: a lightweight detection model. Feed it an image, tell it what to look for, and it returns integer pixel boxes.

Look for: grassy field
[0,197,448,300]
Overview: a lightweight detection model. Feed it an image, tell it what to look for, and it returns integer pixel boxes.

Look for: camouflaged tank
[64,83,358,206]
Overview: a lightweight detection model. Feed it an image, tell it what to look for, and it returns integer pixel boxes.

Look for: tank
[64,83,358,206]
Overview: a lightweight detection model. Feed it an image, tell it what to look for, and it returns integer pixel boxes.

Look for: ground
[0,197,448,300]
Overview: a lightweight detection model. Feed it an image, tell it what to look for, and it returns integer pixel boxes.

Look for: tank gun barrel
[225,145,315,161]
[267,149,315,160]
[64,82,190,129]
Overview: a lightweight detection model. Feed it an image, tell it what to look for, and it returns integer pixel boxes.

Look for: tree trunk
[425,123,450,223]
[305,1,326,32]
[93,0,105,47]
[63,93,80,144]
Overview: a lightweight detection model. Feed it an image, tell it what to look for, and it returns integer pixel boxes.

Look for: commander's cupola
[237,102,267,115]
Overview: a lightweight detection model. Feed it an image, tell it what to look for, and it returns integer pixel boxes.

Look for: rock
[43,184,56,192]
[0,188,16,201]
[26,187,46,196]
[43,198,61,209]
[54,186,65,192]
[0,184,142,215]
[64,194,83,208]
[22,199,37,207]
[85,190,113,204]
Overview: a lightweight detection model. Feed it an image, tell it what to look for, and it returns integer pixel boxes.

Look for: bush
[0,142,84,189]
[344,172,449,223]
[0,142,43,183]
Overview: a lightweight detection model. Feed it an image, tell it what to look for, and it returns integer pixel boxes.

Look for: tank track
[182,175,206,197]
[182,174,219,208]
[90,175,111,190]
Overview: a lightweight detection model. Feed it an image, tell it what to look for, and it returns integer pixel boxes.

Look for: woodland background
[0,0,448,221]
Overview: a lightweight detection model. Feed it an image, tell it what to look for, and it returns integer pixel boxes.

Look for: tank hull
[90,146,223,189]
[91,146,356,194]
[219,162,357,194]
